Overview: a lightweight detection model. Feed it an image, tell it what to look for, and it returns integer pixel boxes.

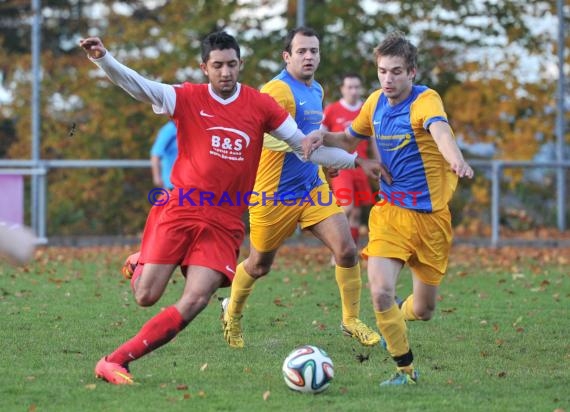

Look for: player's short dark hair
[283,26,320,54]
[341,72,362,85]
[374,31,417,72]
[201,31,241,63]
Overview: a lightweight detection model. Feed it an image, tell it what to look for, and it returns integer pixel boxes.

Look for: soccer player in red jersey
[322,73,373,248]
[80,31,378,385]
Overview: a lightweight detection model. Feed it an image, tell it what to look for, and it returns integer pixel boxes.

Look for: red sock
[107,306,186,366]
[350,227,359,244]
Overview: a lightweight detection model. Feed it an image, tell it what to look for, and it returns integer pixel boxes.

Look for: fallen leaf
[183,393,191,399]
[176,384,188,390]
[28,405,36,412]
[263,390,270,401]
[497,371,507,378]
[198,390,206,398]
[84,384,96,390]
[273,298,285,307]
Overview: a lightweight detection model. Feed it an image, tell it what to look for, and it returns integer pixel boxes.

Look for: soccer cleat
[121,251,140,280]
[341,319,381,346]
[221,297,244,349]
[95,357,134,385]
[380,369,418,386]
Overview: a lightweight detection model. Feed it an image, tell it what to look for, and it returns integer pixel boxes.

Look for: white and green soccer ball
[282,345,334,394]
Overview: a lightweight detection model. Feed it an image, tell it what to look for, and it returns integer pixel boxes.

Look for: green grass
[0,245,568,412]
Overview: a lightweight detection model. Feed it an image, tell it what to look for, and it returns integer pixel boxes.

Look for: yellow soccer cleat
[221,297,244,349]
[341,319,381,347]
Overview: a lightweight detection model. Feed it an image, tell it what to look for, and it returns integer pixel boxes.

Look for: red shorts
[331,168,373,206]
[139,198,244,283]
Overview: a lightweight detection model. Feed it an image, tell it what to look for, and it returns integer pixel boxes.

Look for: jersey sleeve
[91,52,176,115]
[348,90,381,139]
[260,79,297,152]
[412,89,449,132]
[261,80,297,117]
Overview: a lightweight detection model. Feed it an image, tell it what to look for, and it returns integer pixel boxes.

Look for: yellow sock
[227,262,256,316]
[335,263,361,324]
[375,304,409,357]
[398,364,415,375]
[401,295,419,321]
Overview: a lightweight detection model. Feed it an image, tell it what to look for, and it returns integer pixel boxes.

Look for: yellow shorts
[249,184,343,252]
[362,203,452,286]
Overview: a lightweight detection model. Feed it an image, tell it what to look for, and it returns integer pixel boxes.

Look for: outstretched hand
[302,130,324,160]
[450,160,474,179]
[356,157,392,185]
[79,37,107,59]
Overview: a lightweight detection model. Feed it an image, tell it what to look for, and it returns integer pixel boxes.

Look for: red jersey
[170,83,288,219]
[323,100,368,159]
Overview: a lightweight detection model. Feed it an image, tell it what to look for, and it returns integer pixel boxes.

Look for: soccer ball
[282,345,334,394]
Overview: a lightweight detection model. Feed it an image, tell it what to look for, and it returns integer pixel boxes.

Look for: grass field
[0,244,568,412]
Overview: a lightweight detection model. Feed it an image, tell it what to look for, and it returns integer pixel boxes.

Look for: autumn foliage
[0,1,568,236]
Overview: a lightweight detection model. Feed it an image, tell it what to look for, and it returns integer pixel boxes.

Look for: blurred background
[0,0,568,246]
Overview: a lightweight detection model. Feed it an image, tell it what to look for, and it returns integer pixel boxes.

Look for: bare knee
[414,303,436,321]
[244,260,272,279]
[370,287,396,311]
[134,288,160,307]
[333,242,357,267]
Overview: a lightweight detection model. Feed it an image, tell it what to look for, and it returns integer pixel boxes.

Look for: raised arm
[79,37,175,115]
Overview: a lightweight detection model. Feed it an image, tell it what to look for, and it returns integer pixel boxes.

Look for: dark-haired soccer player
[221,27,380,350]
[80,31,379,385]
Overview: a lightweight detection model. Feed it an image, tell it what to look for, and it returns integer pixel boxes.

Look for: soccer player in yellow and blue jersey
[316,31,474,386]
[222,27,380,349]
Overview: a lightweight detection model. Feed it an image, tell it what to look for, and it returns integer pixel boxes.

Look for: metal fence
[0,159,569,247]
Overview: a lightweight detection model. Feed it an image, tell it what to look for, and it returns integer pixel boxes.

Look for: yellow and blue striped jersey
[349,85,458,212]
[254,69,324,198]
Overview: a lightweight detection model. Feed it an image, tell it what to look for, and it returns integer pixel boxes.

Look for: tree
[0,0,567,235]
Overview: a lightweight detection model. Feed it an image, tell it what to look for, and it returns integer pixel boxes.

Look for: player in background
[150,120,178,190]
[309,31,474,386]
[221,27,380,349]
[80,31,377,385]
[322,73,373,253]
